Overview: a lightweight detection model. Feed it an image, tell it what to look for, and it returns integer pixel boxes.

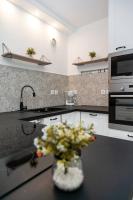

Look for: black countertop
[2,135,133,200]
[0,105,108,159]
[0,105,108,198]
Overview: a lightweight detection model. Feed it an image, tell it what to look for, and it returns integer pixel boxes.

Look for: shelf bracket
[2,43,11,54]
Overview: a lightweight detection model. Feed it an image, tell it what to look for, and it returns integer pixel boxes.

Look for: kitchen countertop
[2,135,133,200]
[0,105,108,158]
[0,105,108,198]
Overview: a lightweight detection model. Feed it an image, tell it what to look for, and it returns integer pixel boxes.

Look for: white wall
[109,0,133,52]
[0,1,108,76]
[0,0,68,75]
[67,18,108,75]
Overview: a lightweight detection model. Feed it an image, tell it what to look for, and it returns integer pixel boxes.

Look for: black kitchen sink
[29,107,65,113]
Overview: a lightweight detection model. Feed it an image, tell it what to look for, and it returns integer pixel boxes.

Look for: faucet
[20,85,36,111]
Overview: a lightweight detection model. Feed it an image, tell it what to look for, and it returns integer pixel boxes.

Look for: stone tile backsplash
[68,72,108,106]
[0,65,68,112]
[0,65,108,113]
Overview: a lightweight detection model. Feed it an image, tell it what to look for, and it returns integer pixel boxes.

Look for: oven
[109,92,133,131]
[109,49,133,80]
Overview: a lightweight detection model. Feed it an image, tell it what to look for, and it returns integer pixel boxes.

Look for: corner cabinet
[61,112,80,125]
[81,112,109,137]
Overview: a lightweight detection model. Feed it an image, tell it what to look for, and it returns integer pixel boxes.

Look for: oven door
[109,92,133,130]
[111,53,133,79]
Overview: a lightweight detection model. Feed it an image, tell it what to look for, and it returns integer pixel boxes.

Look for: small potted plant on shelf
[26,48,36,58]
[89,51,96,60]
[34,122,96,192]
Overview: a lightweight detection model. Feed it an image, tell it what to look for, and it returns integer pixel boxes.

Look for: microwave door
[111,53,133,78]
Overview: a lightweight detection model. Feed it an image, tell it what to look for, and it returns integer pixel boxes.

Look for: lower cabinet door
[44,115,61,126]
[81,112,109,136]
[61,112,80,125]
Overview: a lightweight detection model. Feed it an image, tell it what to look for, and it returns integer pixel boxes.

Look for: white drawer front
[44,115,61,125]
[108,128,133,142]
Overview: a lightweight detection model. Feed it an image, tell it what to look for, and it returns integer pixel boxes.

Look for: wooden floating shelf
[2,52,52,66]
[72,57,108,66]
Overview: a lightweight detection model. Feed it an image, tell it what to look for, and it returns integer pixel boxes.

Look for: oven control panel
[110,82,133,92]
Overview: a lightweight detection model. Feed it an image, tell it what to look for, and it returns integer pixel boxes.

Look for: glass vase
[53,156,84,191]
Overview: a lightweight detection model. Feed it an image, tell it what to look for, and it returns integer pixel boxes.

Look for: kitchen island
[0,105,108,199]
[2,134,133,200]
[0,105,133,200]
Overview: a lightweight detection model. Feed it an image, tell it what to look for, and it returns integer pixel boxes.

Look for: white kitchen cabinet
[43,115,61,125]
[81,112,109,137]
[30,111,133,142]
[30,115,61,126]
[30,118,45,125]
[61,112,80,125]
[109,0,133,52]
[108,128,133,142]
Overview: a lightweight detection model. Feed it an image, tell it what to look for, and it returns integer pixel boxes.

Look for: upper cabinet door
[109,0,133,52]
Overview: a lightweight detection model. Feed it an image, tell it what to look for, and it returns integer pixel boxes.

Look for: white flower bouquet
[34,122,96,167]
[34,122,96,191]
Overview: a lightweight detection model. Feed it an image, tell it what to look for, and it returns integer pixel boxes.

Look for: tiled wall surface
[0,66,108,113]
[0,65,68,112]
[68,71,108,106]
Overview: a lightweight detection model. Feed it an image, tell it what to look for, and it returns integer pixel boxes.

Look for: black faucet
[20,85,36,111]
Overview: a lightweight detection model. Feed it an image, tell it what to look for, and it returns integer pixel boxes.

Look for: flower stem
[64,167,68,174]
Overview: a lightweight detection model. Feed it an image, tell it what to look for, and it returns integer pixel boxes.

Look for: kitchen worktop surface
[0,105,108,158]
[0,105,133,199]
[2,135,133,200]
[0,105,109,198]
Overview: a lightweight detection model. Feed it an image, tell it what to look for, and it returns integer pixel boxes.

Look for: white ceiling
[9,0,108,33]
[37,0,108,29]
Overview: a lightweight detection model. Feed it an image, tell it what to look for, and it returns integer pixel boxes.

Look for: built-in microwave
[109,49,133,80]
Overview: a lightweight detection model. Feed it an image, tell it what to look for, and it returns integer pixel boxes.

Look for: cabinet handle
[127,134,133,138]
[89,113,98,117]
[50,117,58,121]
[116,46,126,51]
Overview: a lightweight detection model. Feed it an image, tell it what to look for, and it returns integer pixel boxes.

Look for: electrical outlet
[105,89,109,94]
[55,90,58,95]
[50,90,55,95]
[101,89,106,95]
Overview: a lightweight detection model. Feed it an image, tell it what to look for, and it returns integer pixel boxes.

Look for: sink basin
[29,107,65,113]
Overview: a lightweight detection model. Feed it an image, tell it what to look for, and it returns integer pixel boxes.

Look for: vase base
[53,166,84,191]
